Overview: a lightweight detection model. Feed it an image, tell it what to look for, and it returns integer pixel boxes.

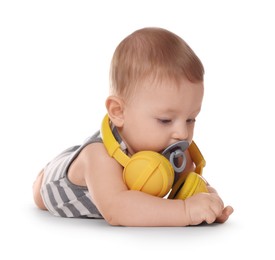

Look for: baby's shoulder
[79,141,107,163]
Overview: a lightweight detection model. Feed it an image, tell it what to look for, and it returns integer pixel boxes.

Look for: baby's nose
[172,124,188,140]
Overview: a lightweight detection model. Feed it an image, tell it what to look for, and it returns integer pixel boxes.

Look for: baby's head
[106,27,205,154]
[109,27,204,100]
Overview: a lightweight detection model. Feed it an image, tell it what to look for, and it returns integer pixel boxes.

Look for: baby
[33,27,233,226]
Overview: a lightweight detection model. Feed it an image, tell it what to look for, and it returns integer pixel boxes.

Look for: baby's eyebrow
[154,108,176,115]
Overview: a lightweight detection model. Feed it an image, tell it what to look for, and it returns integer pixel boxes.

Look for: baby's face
[118,78,204,155]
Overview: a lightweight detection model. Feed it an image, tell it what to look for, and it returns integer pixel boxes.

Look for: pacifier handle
[169,149,186,173]
[162,140,189,174]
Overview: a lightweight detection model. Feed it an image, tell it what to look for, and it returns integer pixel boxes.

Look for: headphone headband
[101,114,130,166]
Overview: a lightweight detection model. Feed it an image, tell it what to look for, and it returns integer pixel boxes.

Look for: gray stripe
[69,186,100,215]
[44,146,80,184]
[79,194,100,215]
[52,156,70,181]
[46,184,67,217]
[40,186,57,215]
[44,158,62,184]
[50,152,72,182]
[56,181,81,217]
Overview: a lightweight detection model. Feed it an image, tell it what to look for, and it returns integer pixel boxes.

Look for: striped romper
[40,131,102,218]
[40,128,126,218]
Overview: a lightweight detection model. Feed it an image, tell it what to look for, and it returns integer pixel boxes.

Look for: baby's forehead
[123,74,203,105]
[134,74,185,90]
[140,74,202,92]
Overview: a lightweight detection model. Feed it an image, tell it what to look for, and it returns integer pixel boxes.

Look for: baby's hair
[109,27,204,99]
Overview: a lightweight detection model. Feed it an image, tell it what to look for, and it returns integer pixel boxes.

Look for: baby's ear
[105,96,125,127]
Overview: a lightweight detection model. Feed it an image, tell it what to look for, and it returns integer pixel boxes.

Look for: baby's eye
[187,118,196,124]
[158,118,172,124]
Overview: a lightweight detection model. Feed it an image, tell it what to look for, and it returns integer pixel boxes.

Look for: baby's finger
[215,206,234,223]
[204,211,217,224]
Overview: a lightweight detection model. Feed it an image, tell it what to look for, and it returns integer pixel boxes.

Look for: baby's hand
[206,185,234,223]
[183,192,233,225]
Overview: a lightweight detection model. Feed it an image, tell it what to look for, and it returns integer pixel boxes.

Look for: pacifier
[162,141,189,173]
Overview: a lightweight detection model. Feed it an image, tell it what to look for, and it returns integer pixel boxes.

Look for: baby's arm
[81,143,228,227]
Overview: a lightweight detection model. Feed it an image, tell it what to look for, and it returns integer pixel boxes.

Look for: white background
[1,0,274,259]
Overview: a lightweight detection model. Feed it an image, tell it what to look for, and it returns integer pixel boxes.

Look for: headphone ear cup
[123,151,174,197]
[168,172,208,200]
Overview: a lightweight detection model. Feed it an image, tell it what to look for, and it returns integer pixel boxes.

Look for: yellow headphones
[101,114,208,199]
